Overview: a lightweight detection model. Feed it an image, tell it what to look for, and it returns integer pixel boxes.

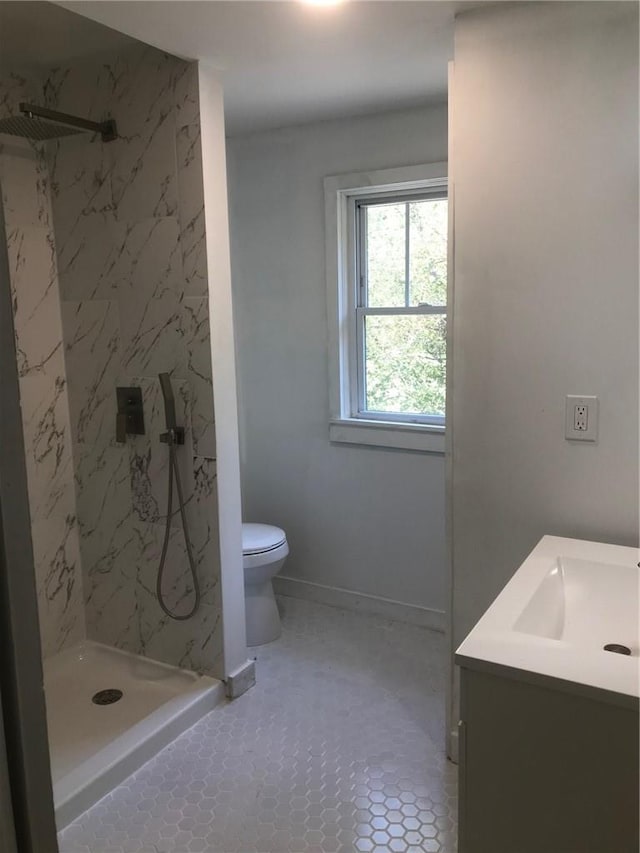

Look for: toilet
[242,523,289,646]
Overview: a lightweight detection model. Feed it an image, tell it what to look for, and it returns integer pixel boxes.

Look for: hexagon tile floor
[58,596,458,853]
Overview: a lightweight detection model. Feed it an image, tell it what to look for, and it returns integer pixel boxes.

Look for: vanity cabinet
[455,536,639,853]
[457,665,639,853]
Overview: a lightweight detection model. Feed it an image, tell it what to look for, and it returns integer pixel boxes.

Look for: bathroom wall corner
[198,63,248,680]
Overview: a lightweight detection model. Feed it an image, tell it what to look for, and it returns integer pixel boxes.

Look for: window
[355,191,447,424]
[325,163,448,452]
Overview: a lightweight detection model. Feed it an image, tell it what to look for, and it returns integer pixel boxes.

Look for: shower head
[0,103,117,142]
[0,113,83,141]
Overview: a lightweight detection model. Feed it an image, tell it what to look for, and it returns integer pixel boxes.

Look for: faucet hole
[603,643,631,655]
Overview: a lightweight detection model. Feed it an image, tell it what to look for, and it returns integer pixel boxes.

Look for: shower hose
[156,433,201,620]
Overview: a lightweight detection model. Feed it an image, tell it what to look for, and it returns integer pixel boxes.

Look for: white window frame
[324,163,448,453]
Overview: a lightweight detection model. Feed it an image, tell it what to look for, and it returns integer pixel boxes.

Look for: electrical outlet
[565,395,598,442]
[574,405,588,431]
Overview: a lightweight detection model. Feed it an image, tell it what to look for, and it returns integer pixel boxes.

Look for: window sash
[356,306,446,317]
[354,308,447,425]
[354,193,447,425]
[356,188,448,208]
[356,190,448,311]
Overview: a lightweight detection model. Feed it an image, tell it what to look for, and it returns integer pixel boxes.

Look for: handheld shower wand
[156,373,200,621]
[159,372,178,432]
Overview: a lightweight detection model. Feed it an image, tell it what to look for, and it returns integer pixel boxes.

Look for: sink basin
[514,556,639,654]
[456,536,640,706]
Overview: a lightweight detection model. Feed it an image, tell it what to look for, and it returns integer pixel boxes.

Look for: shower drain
[92,689,123,706]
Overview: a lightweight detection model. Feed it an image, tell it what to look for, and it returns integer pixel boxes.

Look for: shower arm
[19,103,118,142]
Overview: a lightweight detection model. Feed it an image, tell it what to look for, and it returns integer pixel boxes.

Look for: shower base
[43,640,224,829]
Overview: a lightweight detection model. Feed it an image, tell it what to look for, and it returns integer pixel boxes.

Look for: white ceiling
[59,0,469,135]
[2,1,473,135]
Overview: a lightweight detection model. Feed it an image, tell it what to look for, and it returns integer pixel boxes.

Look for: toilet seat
[242,523,286,556]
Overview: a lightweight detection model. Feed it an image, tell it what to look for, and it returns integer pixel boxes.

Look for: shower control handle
[115,386,145,443]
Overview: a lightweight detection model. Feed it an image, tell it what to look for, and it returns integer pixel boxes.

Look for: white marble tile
[0,69,37,116]
[136,519,193,621]
[6,224,64,377]
[174,61,200,128]
[44,62,116,296]
[189,456,219,567]
[74,442,131,543]
[34,144,54,231]
[0,141,51,229]
[48,135,114,249]
[185,456,223,675]
[2,70,85,661]
[179,580,223,676]
[114,218,185,377]
[111,45,179,139]
[108,46,179,221]
[132,515,221,675]
[32,514,85,658]
[18,371,76,522]
[74,443,140,651]
[43,61,113,125]
[111,118,178,221]
[128,376,194,526]
[176,123,207,296]
[62,300,121,448]
[6,48,225,676]
[56,213,120,301]
[125,453,221,675]
[43,49,182,225]
[182,297,215,459]
[81,519,141,654]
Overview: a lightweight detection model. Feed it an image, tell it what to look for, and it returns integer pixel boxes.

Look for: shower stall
[0,15,233,834]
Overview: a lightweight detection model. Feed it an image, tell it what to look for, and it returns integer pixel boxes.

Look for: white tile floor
[58,596,458,853]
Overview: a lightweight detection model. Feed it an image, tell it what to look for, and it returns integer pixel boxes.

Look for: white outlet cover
[565,395,599,442]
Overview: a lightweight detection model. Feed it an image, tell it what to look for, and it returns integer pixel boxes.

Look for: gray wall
[227,105,448,613]
[451,1,639,651]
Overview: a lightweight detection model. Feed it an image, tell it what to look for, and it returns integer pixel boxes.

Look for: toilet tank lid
[242,523,287,555]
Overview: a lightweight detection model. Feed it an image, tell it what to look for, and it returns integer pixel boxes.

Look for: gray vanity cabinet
[457,664,639,853]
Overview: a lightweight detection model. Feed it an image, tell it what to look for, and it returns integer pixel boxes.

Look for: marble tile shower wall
[0,70,85,658]
[44,45,222,676]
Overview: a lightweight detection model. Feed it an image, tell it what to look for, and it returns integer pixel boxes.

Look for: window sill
[329,418,445,454]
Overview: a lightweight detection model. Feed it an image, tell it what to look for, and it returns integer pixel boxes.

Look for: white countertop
[455,535,640,708]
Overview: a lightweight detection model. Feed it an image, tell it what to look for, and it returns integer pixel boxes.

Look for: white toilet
[241,523,289,646]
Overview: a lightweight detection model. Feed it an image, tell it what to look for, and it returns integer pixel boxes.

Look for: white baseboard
[273,575,445,632]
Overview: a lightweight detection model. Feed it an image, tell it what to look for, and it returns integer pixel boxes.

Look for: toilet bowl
[242,523,289,646]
